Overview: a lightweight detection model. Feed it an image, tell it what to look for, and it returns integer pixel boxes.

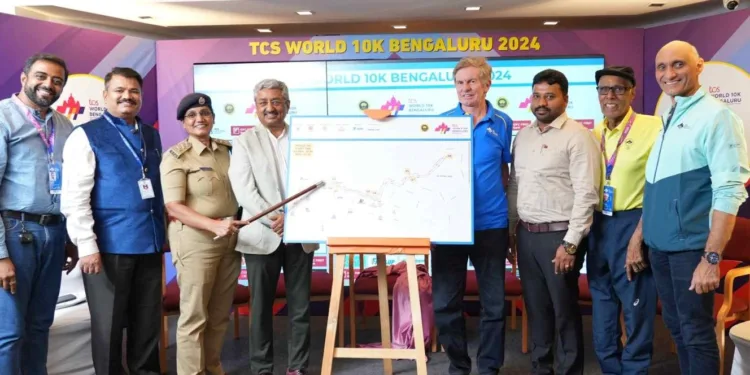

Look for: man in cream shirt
[228,78,317,375]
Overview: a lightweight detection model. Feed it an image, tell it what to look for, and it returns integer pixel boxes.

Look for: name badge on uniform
[48,162,62,194]
[602,184,615,216]
[139,178,155,200]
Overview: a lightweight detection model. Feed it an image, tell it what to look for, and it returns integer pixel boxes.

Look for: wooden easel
[320,237,430,375]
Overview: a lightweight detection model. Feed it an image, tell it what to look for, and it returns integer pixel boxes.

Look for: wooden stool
[321,237,430,375]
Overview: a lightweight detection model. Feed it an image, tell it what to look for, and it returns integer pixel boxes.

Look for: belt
[519,220,568,233]
[1,210,63,225]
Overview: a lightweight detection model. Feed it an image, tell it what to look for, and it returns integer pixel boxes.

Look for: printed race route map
[283,115,474,245]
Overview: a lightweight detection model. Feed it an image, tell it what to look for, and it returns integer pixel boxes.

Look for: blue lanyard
[104,115,147,177]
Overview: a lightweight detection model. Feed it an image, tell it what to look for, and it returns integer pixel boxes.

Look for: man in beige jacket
[228,78,318,375]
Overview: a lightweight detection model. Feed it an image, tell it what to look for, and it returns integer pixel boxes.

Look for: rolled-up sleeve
[706,108,750,215]
[564,130,602,246]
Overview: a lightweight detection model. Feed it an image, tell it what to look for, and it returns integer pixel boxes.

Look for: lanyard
[601,113,636,181]
[104,115,147,178]
[25,111,55,162]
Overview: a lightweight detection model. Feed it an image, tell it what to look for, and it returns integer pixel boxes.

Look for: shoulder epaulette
[168,140,192,158]
[214,138,232,149]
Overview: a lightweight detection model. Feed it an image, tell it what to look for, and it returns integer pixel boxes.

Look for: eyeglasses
[597,85,632,96]
[256,99,286,107]
[184,110,213,119]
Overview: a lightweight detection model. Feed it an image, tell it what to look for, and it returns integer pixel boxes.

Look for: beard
[24,83,59,108]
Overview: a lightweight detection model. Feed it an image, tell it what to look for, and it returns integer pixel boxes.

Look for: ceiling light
[465,6,481,11]
[648,3,665,7]
[296,10,314,15]
[543,21,558,26]
[393,25,407,29]
[257,28,272,33]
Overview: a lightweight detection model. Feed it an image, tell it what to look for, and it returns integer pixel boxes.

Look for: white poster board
[284,115,473,247]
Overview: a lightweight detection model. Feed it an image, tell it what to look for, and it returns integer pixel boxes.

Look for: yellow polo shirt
[593,107,661,212]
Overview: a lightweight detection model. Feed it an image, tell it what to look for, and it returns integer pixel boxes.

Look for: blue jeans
[432,228,508,375]
[588,210,657,375]
[649,248,719,375]
[0,218,66,375]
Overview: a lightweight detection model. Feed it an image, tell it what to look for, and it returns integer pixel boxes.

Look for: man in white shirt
[228,78,318,375]
[61,67,165,374]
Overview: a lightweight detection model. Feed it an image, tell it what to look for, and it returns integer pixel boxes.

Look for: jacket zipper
[652,104,677,181]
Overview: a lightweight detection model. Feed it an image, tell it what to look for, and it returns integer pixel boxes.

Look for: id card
[602,185,615,216]
[138,178,155,200]
[48,162,62,194]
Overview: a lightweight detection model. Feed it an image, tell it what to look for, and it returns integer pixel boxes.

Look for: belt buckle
[39,214,51,225]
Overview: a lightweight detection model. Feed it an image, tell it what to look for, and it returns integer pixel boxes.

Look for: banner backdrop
[157,29,645,286]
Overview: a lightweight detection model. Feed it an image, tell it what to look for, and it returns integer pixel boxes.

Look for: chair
[159,249,251,374]
[714,216,750,375]
[464,263,528,353]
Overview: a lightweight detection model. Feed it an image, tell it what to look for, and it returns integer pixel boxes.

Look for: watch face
[706,252,720,264]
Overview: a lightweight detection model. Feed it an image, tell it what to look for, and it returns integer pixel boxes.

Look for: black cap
[176,93,214,121]
[595,66,636,87]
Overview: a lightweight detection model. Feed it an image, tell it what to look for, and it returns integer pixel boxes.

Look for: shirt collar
[188,135,217,155]
[263,123,288,141]
[533,112,569,131]
[673,86,707,109]
[103,110,140,127]
[452,100,496,125]
[11,93,52,123]
[602,107,635,134]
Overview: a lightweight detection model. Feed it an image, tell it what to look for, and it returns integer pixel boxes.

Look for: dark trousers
[244,243,313,374]
[649,249,719,375]
[432,228,508,375]
[588,210,657,374]
[517,226,586,375]
[82,253,162,375]
[0,218,66,375]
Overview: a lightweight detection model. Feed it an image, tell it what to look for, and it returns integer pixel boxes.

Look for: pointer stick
[213,180,326,240]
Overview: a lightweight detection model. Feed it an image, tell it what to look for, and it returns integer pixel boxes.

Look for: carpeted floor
[161,312,733,375]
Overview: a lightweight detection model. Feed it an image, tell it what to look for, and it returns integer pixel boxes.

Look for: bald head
[655,40,704,99]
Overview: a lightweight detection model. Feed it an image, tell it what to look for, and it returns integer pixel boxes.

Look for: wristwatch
[561,241,577,255]
[704,251,721,265]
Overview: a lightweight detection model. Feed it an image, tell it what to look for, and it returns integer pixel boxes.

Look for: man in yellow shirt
[587,66,661,374]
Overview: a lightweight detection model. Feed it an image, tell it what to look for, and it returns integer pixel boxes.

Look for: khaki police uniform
[160,136,241,375]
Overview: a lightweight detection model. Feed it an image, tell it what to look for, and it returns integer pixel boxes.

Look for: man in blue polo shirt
[434,56,514,375]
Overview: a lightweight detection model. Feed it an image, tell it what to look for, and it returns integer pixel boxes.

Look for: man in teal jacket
[642,40,750,374]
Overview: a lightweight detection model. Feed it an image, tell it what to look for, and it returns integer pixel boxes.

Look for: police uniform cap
[177,93,214,121]
[595,66,636,87]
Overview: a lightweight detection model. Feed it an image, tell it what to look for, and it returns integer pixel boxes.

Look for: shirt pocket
[187,169,221,197]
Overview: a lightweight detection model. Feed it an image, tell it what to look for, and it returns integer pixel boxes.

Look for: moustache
[263,110,279,116]
[534,106,549,112]
[34,85,55,95]
[118,99,136,105]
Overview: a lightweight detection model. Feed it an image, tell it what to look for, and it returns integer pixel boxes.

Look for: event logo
[434,123,451,134]
[518,95,532,109]
[496,97,508,109]
[359,100,369,110]
[381,96,405,115]
[50,74,105,127]
[55,94,85,120]
[225,103,235,114]
[420,124,429,132]
[231,125,255,136]
[245,104,256,114]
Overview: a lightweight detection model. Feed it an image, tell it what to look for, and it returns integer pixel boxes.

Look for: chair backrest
[722,216,750,262]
